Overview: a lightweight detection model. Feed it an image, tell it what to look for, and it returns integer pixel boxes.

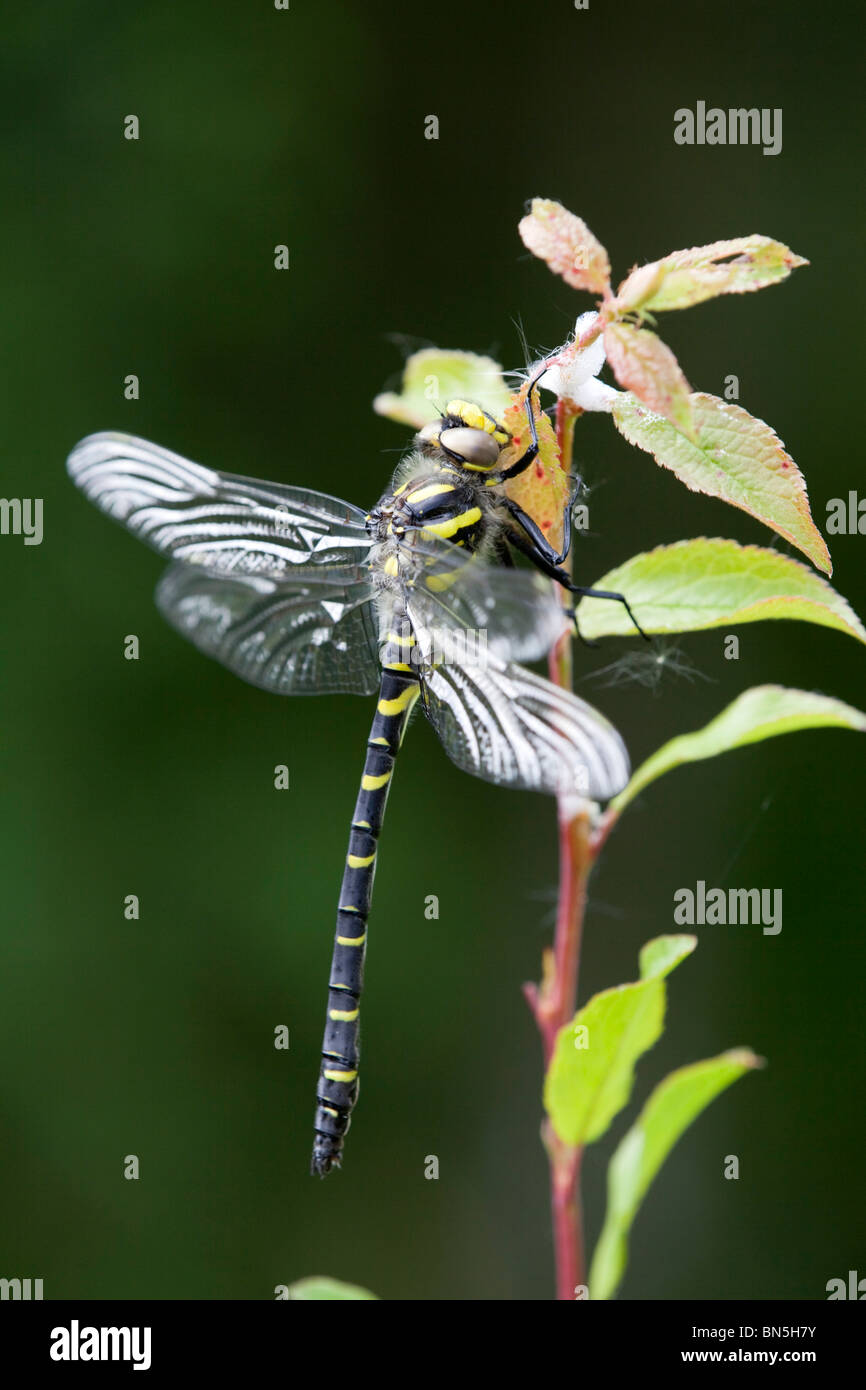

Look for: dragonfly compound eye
[415,422,441,448]
[438,427,500,468]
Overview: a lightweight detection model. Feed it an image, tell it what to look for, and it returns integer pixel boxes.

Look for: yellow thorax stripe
[424,568,464,592]
[406,482,456,505]
[420,507,481,540]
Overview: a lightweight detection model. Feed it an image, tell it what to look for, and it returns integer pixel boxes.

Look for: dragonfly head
[415,400,510,473]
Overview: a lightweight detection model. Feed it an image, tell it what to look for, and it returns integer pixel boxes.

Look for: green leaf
[589,1049,762,1301]
[623,235,808,313]
[373,348,512,429]
[518,197,611,295]
[577,538,865,642]
[611,685,866,816]
[639,934,697,981]
[612,391,831,575]
[603,322,694,437]
[287,1277,378,1301]
[544,936,695,1146]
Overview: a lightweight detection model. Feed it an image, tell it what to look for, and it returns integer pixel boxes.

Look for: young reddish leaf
[613,392,831,574]
[604,323,694,437]
[518,198,611,295]
[610,261,668,314]
[500,393,570,555]
[616,235,808,313]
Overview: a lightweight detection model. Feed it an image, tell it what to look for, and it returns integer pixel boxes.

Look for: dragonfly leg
[502,520,649,642]
[487,365,551,485]
[500,493,573,567]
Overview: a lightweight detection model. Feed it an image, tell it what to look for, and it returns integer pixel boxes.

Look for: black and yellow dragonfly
[67,385,641,1175]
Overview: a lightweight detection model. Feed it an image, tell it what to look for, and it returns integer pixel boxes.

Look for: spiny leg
[502,519,650,643]
[500,486,582,569]
[486,365,550,485]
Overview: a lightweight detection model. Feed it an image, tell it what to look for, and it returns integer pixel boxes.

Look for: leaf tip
[727,1047,766,1072]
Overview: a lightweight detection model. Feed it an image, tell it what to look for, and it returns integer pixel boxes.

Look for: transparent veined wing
[419,653,630,800]
[67,432,373,576]
[155,563,381,696]
[388,531,570,665]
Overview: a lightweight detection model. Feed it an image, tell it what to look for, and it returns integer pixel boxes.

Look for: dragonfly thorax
[369,463,492,556]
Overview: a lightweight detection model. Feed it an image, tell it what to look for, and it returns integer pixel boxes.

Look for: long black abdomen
[311,662,419,1175]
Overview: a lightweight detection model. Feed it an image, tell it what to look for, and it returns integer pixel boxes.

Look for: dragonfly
[66,380,643,1175]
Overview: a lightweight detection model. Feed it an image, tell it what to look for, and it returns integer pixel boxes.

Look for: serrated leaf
[518,198,611,295]
[611,685,866,815]
[500,394,570,554]
[623,235,808,313]
[589,1049,761,1301]
[613,391,831,574]
[373,348,512,429]
[604,323,693,436]
[544,936,694,1147]
[287,1277,378,1301]
[577,538,865,642]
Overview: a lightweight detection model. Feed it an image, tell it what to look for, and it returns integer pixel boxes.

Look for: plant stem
[547,1129,583,1300]
[523,394,596,1300]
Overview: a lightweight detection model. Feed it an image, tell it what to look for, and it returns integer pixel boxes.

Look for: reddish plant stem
[523,394,598,1300]
[547,1128,583,1301]
[530,809,591,1063]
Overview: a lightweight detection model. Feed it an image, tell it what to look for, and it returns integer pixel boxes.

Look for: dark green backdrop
[0,0,862,1300]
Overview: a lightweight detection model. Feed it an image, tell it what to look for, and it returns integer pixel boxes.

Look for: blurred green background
[0,0,863,1300]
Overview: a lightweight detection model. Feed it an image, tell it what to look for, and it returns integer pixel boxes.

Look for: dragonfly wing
[399,532,570,665]
[155,563,381,696]
[420,653,630,800]
[67,432,372,576]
